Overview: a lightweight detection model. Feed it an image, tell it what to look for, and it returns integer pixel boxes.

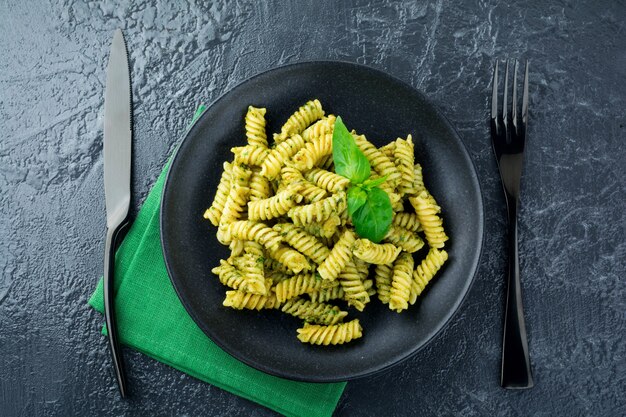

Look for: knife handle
[104,219,130,398]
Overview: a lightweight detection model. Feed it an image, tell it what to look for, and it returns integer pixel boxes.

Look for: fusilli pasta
[392,212,421,232]
[275,273,332,303]
[280,165,328,202]
[273,223,331,264]
[231,253,268,295]
[338,260,370,311]
[218,163,252,238]
[305,168,350,193]
[223,290,280,310]
[226,220,282,251]
[317,229,356,281]
[245,106,268,148]
[288,192,346,225]
[275,99,325,143]
[410,248,448,303]
[204,161,233,226]
[247,183,303,221]
[394,135,416,196]
[409,191,448,248]
[353,239,402,265]
[281,298,347,325]
[205,99,451,346]
[302,114,336,142]
[389,252,414,312]
[232,145,269,167]
[248,172,271,201]
[291,133,333,171]
[267,244,311,274]
[296,319,362,345]
[384,225,425,253]
[374,263,393,304]
[261,133,306,180]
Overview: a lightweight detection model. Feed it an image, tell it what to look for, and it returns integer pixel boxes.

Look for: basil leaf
[332,117,371,184]
[362,175,388,189]
[347,186,368,217]
[352,187,393,243]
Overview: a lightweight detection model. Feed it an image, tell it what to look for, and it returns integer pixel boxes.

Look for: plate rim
[160,60,486,382]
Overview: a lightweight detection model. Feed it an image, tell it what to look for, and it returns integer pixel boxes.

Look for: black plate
[161,61,484,382]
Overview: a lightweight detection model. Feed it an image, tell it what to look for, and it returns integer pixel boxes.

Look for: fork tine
[491,60,499,123]
[503,60,509,123]
[512,60,519,133]
[522,60,529,128]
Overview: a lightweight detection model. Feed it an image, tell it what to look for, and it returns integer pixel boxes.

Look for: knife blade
[103,28,132,398]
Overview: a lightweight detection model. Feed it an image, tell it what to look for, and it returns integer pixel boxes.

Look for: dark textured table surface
[1,1,625,416]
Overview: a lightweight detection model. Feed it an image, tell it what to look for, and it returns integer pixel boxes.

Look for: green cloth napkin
[88,107,346,417]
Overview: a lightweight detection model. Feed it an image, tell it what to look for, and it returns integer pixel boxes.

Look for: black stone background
[1,1,624,416]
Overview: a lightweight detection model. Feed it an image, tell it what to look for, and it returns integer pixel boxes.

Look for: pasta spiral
[243,241,264,257]
[204,161,232,226]
[260,134,306,180]
[288,192,346,226]
[308,286,345,303]
[380,141,396,158]
[275,99,325,143]
[305,168,350,193]
[228,239,245,258]
[302,114,336,142]
[248,172,271,201]
[374,263,393,304]
[291,133,333,171]
[273,223,331,264]
[409,191,448,248]
[319,153,334,170]
[300,214,342,240]
[354,258,369,280]
[211,260,247,291]
[394,135,416,196]
[231,145,270,167]
[266,270,292,283]
[217,164,251,242]
[247,183,303,221]
[267,244,311,274]
[353,239,402,265]
[244,106,268,148]
[384,225,425,253]
[274,273,332,303]
[223,290,280,310]
[226,220,282,251]
[411,248,448,302]
[354,134,402,187]
[338,260,370,311]
[281,298,347,325]
[280,165,328,202]
[392,212,421,232]
[263,257,294,275]
[296,319,363,345]
[356,259,375,296]
[389,252,414,312]
[413,163,425,194]
[317,229,356,281]
[231,253,267,295]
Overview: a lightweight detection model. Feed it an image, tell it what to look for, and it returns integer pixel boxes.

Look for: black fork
[491,60,534,389]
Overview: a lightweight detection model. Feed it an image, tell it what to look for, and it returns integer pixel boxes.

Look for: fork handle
[501,198,534,389]
[104,220,130,398]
